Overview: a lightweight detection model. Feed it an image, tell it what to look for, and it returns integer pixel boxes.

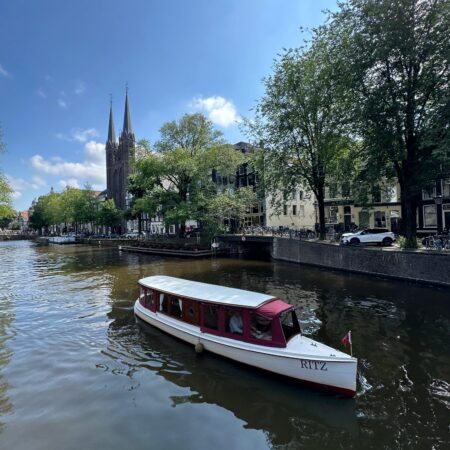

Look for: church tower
[105,90,135,214]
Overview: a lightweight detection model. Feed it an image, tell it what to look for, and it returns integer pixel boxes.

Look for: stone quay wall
[272,238,450,287]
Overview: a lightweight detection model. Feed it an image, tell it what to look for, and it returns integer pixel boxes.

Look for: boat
[134,275,357,396]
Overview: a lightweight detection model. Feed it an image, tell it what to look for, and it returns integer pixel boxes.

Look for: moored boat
[134,275,357,396]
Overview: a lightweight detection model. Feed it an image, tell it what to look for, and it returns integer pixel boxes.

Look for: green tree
[131,114,244,236]
[328,0,450,246]
[249,37,353,239]
[96,199,122,229]
[205,187,258,234]
[0,125,15,221]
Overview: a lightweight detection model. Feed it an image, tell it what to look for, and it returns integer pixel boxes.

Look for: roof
[256,299,292,318]
[139,275,276,308]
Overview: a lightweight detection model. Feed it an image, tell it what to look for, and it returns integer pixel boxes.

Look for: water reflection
[0,241,449,449]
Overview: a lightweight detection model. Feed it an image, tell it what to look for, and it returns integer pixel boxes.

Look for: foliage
[327,0,450,244]
[0,173,15,219]
[0,126,15,220]
[248,35,353,239]
[96,199,122,227]
[397,235,419,250]
[205,187,258,234]
[130,113,244,235]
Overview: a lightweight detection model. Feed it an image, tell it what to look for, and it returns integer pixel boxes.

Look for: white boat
[134,275,357,396]
[48,236,76,244]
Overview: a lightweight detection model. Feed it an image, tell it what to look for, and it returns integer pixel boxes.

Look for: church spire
[122,87,133,135]
[107,97,116,144]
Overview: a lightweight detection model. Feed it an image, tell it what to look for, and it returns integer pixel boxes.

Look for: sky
[0,0,336,211]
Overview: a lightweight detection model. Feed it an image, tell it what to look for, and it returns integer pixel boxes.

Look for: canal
[0,241,448,449]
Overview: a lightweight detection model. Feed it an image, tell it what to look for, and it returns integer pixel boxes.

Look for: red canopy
[256,299,292,318]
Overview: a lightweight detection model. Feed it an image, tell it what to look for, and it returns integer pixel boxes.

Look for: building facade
[105,92,135,216]
[323,183,402,232]
[418,177,450,234]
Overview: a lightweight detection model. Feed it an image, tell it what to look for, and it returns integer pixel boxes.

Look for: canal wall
[272,238,450,287]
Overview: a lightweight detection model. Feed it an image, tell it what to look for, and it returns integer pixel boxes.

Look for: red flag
[342,331,352,347]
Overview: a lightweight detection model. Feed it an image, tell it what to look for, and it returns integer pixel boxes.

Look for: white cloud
[5,174,46,200]
[57,128,98,143]
[36,88,47,99]
[84,140,105,164]
[191,96,241,127]
[74,81,86,95]
[0,64,11,78]
[31,175,47,189]
[30,140,106,186]
[58,98,68,109]
[59,178,80,189]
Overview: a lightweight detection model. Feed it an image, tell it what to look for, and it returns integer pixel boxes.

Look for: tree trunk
[316,186,326,240]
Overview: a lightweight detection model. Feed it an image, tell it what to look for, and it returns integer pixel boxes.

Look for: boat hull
[134,301,357,396]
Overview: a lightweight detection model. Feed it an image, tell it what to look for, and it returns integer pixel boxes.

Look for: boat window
[224,308,243,335]
[146,290,155,310]
[139,287,146,306]
[281,309,300,342]
[250,313,272,340]
[203,304,219,330]
[159,293,168,313]
[169,297,182,318]
[182,299,200,325]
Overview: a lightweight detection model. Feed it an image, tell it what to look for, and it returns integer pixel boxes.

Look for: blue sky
[0,0,336,211]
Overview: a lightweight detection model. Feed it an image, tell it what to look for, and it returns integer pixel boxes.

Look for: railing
[422,234,450,251]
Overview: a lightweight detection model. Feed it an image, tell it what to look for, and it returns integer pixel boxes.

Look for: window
[146,290,155,310]
[299,205,305,217]
[374,211,386,228]
[299,191,304,200]
[250,313,272,340]
[328,183,338,198]
[424,205,437,227]
[283,204,288,216]
[139,287,146,306]
[371,186,381,203]
[292,205,297,216]
[168,225,176,235]
[159,293,168,313]
[443,179,450,198]
[225,308,243,335]
[280,310,300,342]
[203,304,219,330]
[169,297,182,318]
[342,182,351,198]
[423,184,436,200]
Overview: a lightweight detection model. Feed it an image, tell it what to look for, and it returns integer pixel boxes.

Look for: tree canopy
[249,36,354,238]
[327,0,450,244]
[130,113,245,235]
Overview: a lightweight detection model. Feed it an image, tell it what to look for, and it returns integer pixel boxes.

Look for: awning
[256,299,292,318]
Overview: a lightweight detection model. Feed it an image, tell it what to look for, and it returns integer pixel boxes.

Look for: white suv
[341,228,396,246]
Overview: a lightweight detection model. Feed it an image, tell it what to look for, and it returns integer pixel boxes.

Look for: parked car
[340,228,396,246]
[124,231,140,239]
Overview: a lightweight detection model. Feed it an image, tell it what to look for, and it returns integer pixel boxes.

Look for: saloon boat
[134,275,357,396]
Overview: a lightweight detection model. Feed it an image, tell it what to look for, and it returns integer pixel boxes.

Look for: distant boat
[48,236,76,244]
[134,275,357,396]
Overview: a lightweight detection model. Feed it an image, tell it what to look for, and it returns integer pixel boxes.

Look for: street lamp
[434,194,443,234]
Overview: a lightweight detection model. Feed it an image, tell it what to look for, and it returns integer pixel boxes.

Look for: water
[0,241,449,449]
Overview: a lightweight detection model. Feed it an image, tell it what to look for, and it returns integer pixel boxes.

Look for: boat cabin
[138,276,301,348]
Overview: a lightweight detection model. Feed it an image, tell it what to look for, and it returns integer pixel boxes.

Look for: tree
[327,0,450,246]
[96,199,122,229]
[205,186,258,234]
[0,125,15,221]
[130,114,244,236]
[249,37,353,239]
